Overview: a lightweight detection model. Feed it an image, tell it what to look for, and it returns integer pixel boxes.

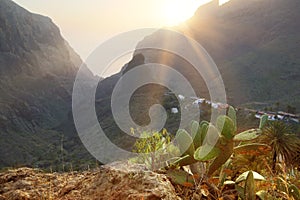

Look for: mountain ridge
[0,0,299,170]
[0,0,95,169]
[130,0,300,111]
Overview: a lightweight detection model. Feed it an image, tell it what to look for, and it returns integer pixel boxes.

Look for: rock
[79,162,180,200]
[0,162,181,200]
[5,190,31,200]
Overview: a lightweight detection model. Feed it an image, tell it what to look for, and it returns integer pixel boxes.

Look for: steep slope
[187,0,300,109]
[1,0,299,169]
[130,0,300,111]
[0,0,94,169]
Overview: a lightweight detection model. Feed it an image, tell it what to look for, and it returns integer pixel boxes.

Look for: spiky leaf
[259,115,268,129]
[176,129,195,156]
[244,171,256,200]
[235,171,265,183]
[216,115,235,139]
[194,144,220,161]
[234,129,262,141]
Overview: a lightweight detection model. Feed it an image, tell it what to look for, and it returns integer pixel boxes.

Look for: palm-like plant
[260,121,300,169]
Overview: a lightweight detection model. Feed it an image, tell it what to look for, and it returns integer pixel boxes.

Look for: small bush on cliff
[130,128,180,170]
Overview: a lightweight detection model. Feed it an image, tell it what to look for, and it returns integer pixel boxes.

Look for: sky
[12,0,229,61]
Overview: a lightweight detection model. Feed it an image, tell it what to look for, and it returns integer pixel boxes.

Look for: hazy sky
[11,0,233,60]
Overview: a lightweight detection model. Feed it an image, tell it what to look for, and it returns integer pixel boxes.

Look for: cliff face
[0,0,80,76]
[0,0,94,169]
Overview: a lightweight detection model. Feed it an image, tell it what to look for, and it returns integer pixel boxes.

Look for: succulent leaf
[194,144,220,161]
[207,141,234,176]
[228,106,237,131]
[216,115,235,139]
[166,169,195,187]
[259,115,268,129]
[170,155,196,168]
[244,171,256,200]
[205,125,221,146]
[233,129,262,141]
[190,120,201,149]
[176,129,195,156]
[199,121,209,146]
[235,171,265,183]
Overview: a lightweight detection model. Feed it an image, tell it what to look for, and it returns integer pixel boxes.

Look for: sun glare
[220,0,230,5]
[163,0,206,26]
[162,0,230,26]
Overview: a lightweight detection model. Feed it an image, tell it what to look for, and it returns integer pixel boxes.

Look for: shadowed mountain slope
[0,0,94,169]
[129,0,300,110]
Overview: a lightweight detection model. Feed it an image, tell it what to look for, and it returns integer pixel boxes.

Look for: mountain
[0,0,95,169]
[187,0,300,110]
[138,0,300,111]
[90,0,300,158]
[0,0,299,169]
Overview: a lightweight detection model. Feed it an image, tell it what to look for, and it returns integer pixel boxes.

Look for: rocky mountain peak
[0,0,81,77]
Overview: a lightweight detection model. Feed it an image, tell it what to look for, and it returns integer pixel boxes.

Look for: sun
[162,0,230,26]
[162,0,209,26]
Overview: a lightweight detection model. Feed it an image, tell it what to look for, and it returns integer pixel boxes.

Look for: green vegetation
[131,106,300,199]
[130,129,179,170]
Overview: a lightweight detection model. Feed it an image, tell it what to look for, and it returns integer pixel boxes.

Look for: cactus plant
[169,106,268,178]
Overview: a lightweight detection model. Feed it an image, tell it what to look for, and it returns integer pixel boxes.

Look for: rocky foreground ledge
[0,162,182,200]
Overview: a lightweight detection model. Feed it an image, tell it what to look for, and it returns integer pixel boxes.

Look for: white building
[211,103,219,109]
[171,108,179,114]
[178,94,185,101]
